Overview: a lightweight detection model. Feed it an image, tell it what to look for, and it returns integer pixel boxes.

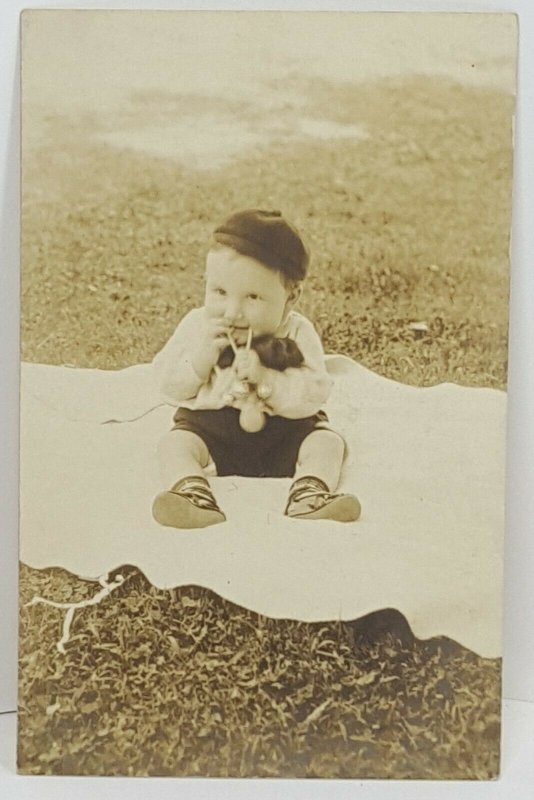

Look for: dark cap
[213,209,309,282]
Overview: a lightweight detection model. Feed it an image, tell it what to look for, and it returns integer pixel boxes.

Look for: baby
[151,209,361,529]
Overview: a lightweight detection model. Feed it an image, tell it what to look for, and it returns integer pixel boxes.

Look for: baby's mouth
[227,326,251,345]
[228,325,250,334]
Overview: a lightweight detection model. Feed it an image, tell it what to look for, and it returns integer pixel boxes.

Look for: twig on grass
[25,573,127,654]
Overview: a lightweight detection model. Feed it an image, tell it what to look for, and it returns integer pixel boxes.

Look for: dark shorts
[171,407,329,478]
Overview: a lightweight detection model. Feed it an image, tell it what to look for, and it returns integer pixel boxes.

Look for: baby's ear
[287,282,302,306]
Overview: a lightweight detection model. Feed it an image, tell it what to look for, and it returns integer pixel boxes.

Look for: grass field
[19,75,513,778]
[19,565,501,779]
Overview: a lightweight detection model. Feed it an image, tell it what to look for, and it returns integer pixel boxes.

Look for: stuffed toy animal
[217,333,304,371]
[216,329,305,432]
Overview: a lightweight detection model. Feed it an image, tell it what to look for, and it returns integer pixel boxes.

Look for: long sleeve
[262,315,333,419]
[151,308,207,405]
[151,308,333,417]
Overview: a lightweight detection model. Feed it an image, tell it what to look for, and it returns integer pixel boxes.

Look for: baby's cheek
[205,301,222,319]
[258,303,283,330]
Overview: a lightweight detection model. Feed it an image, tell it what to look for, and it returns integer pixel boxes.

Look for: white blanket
[19,356,505,657]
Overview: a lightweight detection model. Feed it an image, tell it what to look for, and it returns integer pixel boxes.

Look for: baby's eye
[247,293,260,301]
[214,287,226,296]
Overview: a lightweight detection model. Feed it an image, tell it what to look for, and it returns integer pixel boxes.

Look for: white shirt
[151,308,333,419]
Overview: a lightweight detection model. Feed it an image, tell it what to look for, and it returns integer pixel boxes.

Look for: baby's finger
[210,320,229,335]
[209,327,230,345]
[213,335,230,351]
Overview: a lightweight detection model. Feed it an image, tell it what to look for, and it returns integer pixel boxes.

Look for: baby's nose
[224,300,244,321]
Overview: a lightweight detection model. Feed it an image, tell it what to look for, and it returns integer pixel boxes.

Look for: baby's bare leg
[287,430,359,521]
[157,430,211,489]
[153,431,224,529]
[294,429,346,491]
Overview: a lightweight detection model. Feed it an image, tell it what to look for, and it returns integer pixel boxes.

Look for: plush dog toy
[216,329,305,432]
[217,333,304,372]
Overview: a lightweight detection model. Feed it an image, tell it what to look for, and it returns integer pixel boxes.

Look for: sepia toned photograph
[19,10,516,779]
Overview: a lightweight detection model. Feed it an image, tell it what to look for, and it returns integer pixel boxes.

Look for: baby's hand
[233,348,264,384]
[191,318,231,381]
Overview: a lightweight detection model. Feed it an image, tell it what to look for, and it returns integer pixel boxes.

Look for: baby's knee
[316,427,346,449]
[300,428,347,459]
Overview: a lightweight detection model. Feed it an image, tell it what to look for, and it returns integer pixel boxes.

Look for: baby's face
[204,246,294,344]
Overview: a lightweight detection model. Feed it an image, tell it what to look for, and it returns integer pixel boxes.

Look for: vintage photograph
[19,11,516,778]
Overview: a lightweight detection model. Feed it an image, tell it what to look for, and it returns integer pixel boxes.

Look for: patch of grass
[18,565,501,778]
[22,76,511,387]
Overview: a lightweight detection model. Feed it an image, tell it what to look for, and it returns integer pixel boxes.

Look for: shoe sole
[289,494,362,522]
[152,491,226,529]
